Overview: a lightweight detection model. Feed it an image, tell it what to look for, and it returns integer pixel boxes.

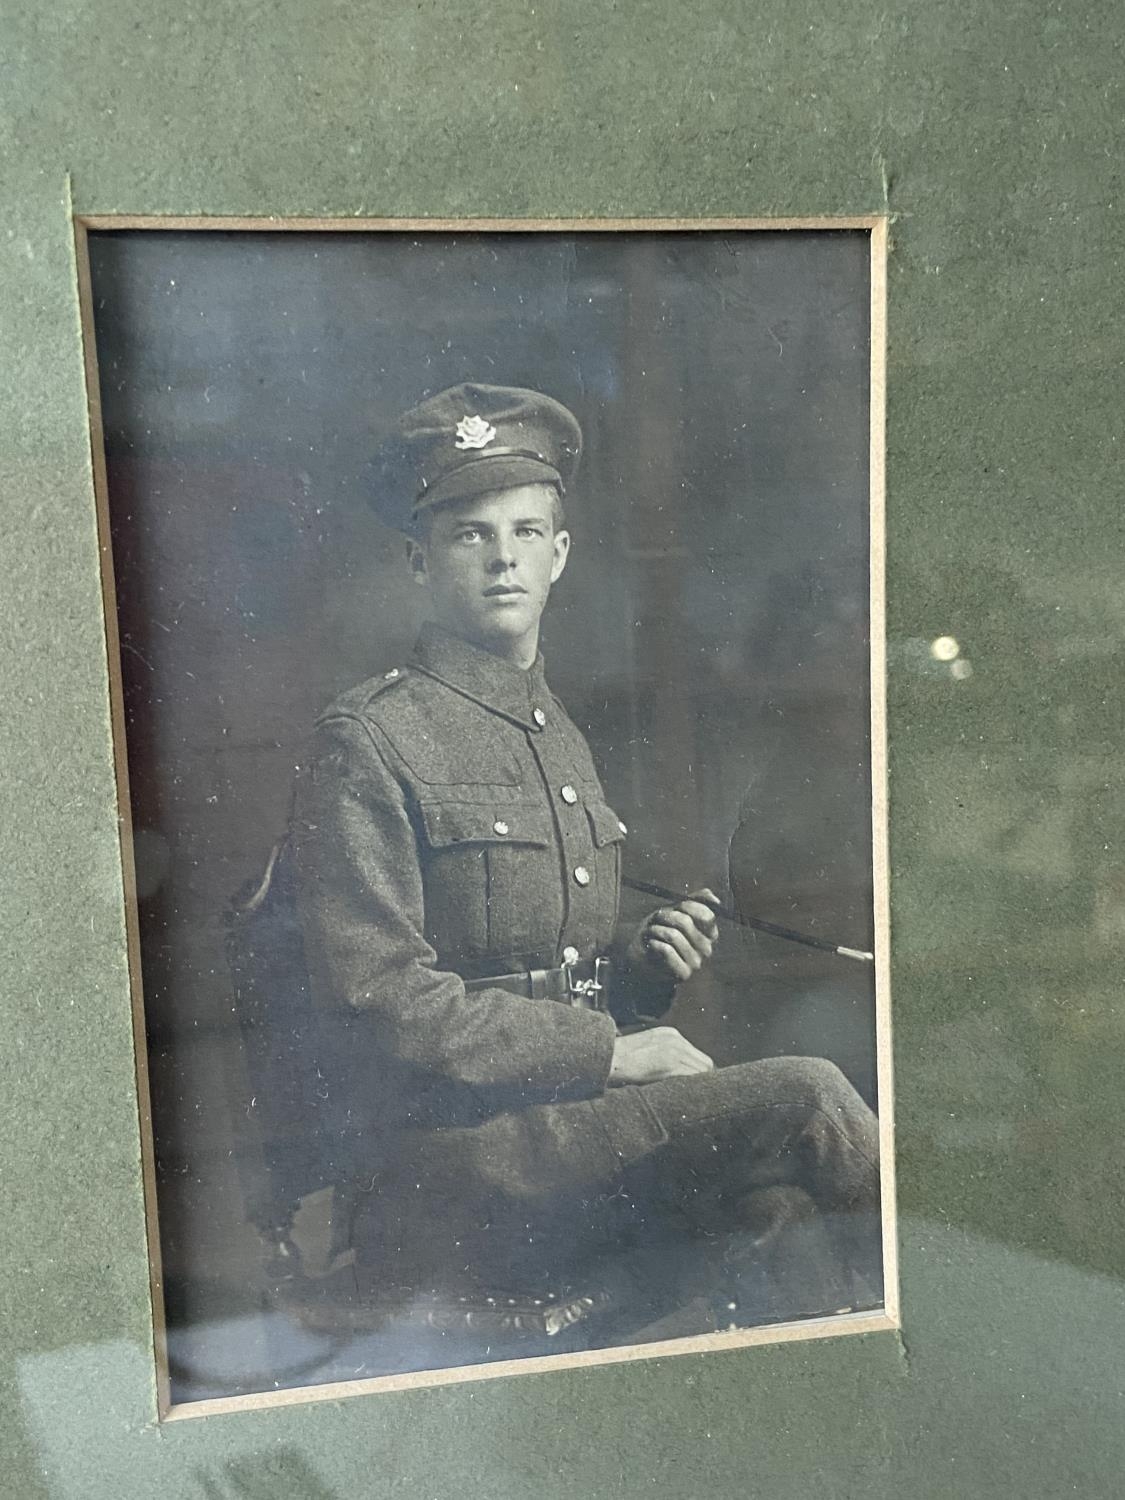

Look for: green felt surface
[2,1,1123,1494]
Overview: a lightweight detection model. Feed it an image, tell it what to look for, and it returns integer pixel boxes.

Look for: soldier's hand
[629,888,721,982]
[609,1026,715,1085]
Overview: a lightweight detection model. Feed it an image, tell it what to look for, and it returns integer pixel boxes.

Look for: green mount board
[2,1,1123,1495]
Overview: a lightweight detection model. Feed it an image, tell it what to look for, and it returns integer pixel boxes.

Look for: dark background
[89,228,875,1393]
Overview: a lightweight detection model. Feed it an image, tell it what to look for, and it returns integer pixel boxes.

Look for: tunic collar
[409,621,550,731]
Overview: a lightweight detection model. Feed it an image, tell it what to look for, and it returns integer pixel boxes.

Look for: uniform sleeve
[605,932,677,1025]
[290,712,617,1110]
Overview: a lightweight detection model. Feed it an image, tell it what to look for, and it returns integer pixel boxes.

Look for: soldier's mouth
[482,585,528,597]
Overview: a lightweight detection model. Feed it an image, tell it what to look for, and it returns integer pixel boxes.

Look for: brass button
[532,707,547,728]
[383,667,400,680]
[618,820,628,835]
[573,866,590,887]
[562,945,580,965]
[492,819,510,836]
[560,784,578,805]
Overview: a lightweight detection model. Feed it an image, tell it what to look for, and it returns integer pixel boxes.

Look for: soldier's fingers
[641,1025,714,1075]
[645,937,694,982]
[647,924,705,971]
[678,899,720,938]
[669,1035,715,1071]
[662,1048,714,1077]
[647,1036,707,1077]
[685,890,722,936]
[657,1059,710,1078]
[654,908,712,950]
[653,909,713,958]
[686,888,721,908]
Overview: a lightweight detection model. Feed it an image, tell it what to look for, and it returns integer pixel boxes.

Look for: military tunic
[291,619,881,1303]
[291,621,673,1217]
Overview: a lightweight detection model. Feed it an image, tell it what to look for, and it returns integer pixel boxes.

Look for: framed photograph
[77,217,894,1417]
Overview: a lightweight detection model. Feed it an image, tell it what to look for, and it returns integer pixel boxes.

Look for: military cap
[371,382,582,531]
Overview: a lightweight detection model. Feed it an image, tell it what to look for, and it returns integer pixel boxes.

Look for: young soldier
[290,383,880,1321]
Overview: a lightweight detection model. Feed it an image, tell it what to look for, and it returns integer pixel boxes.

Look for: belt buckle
[564,956,608,1009]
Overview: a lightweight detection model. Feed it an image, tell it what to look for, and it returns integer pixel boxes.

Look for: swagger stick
[622,876,875,964]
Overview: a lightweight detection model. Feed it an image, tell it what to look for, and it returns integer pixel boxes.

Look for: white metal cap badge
[454,414,497,450]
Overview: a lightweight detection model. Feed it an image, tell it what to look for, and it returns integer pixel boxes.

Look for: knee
[779,1056,870,1123]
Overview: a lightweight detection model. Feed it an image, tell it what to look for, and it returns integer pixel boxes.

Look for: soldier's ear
[406,537,429,586]
[549,528,571,585]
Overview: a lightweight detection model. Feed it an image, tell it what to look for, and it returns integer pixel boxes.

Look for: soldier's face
[409,484,570,659]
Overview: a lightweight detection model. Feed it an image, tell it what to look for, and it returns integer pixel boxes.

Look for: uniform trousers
[356,1055,882,1317]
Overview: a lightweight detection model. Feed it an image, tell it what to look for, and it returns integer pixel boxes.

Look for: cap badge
[454,414,498,450]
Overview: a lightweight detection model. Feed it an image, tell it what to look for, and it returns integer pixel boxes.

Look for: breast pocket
[418,801,558,965]
[583,797,628,947]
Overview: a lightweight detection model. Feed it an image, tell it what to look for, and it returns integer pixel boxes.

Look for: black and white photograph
[82,222,893,1411]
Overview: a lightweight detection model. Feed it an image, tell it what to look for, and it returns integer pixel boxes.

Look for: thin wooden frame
[73,214,895,1422]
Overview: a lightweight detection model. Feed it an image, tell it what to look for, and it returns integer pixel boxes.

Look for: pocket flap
[419,801,553,849]
[586,799,628,848]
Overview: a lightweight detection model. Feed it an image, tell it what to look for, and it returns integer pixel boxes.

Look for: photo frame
[75,216,895,1418]
[9,7,1124,1493]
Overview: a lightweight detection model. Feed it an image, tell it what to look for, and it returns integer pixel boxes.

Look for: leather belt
[462,957,610,1010]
